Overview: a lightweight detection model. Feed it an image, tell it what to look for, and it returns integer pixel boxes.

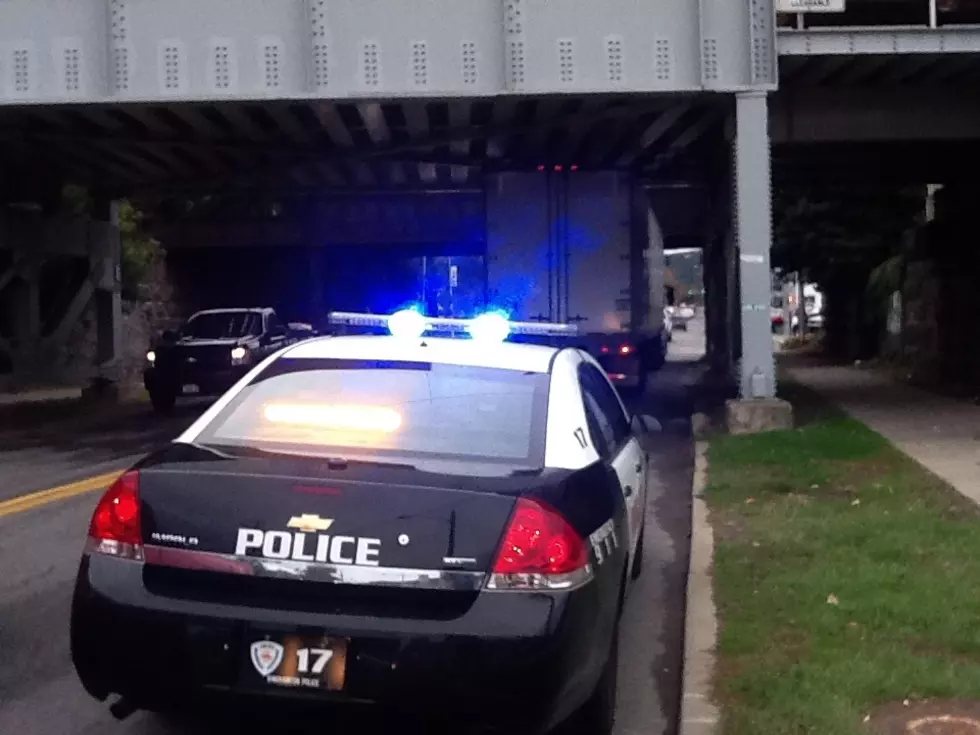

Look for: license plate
[245,634,348,691]
[182,384,200,395]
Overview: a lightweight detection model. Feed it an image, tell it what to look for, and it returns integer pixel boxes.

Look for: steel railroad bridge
[0,0,978,407]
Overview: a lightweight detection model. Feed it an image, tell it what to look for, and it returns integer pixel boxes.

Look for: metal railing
[777,0,980,30]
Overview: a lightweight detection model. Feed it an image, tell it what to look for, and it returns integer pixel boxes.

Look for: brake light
[619,344,633,355]
[87,471,143,560]
[487,498,592,591]
[600,345,610,354]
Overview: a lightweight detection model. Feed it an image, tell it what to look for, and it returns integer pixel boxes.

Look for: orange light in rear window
[262,403,403,432]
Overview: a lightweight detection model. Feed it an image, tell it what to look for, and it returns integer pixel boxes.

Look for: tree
[116,200,163,301]
[772,184,925,356]
[60,185,163,301]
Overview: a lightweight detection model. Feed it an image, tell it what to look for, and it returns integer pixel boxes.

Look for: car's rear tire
[634,369,648,397]
[149,389,176,414]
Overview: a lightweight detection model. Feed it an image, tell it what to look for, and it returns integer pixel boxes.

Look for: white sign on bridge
[776,0,846,11]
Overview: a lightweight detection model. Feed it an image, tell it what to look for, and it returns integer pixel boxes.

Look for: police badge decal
[250,640,285,677]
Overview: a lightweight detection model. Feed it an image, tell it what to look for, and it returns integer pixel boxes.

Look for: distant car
[671,304,695,331]
[771,294,786,332]
[71,309,661,735]
[143,308,312,413]
[791,312,824,332]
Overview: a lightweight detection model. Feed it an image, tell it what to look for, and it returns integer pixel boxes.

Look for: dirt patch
[708,507,751,544]
[868,701,980,735]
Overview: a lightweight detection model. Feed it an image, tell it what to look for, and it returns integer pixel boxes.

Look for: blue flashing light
[327,310,579,340]
[468,312,511,343]
[387,308,427,340]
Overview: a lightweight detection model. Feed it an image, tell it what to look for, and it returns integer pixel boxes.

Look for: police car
[70,309,661,734]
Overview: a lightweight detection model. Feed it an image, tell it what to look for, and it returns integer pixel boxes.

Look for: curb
[679,440,720,735]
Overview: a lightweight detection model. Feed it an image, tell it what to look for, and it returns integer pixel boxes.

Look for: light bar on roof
[327,310,579,339]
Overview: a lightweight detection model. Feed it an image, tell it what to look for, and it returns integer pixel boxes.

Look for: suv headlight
[230,346,249,366]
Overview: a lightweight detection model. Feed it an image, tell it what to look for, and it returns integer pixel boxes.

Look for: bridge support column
[726,92,793,433]
[733,91,775,400]
[85,198,123,399]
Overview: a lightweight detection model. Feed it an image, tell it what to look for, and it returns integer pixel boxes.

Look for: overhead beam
[132,98,672,194]
[29,109,171,182]
[828,55,894,85]
[403,101,435,184]
[616,102,692,166]
[310,102,361,187]
[872,55,941,84]
[669,109,725,150]
[770,86,980,143]
[778,27,980,55]
[784,56,853,86]
[448,102,471,184]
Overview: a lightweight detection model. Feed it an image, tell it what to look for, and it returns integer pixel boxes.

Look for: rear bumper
[597,353,643,388]
[71,555,613,730]
[604,371,642,389]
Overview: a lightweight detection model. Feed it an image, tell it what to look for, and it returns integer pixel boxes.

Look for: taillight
[86,470,143,560]
[619,344,633,355]
[487,498,592,591]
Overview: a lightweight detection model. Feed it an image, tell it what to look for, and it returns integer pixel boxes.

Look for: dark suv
[143,308,309,412]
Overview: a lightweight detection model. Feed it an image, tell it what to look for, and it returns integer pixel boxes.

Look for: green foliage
[61,184,92,216]
[60,186,162,302]
[866,253,905,318]
[772,186,925,352]
[117,200,162,301]
[772,185,924,286]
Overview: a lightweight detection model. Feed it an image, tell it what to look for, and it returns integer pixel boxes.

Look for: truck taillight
[487,498,592,591]
[87,471,143,560]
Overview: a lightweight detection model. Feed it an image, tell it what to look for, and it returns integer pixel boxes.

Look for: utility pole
[796,274,807,336]
[782,275,794,338]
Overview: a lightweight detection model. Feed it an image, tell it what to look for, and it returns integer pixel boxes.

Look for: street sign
[776,0,845,11]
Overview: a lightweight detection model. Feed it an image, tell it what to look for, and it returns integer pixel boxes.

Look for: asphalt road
[0,326,704,735]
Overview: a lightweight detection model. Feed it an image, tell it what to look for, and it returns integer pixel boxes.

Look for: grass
[706,382,980,735]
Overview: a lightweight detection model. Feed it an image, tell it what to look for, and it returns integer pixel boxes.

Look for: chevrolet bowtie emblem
[287,514,334,533]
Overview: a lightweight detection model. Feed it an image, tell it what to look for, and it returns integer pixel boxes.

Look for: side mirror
[631,413,662,435]
[263,328,287,345]
[160,329,177,342]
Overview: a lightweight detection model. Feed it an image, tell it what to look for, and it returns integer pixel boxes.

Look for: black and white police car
[70,308,661,734]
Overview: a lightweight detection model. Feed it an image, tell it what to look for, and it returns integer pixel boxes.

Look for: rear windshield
[183,312,261,339]
[195,358,550,467]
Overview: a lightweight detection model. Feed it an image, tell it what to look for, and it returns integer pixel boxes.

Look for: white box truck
[486,171,668,392]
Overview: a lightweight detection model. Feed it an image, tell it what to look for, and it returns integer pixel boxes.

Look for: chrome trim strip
[485,565,594,592]
[142,545,487,591]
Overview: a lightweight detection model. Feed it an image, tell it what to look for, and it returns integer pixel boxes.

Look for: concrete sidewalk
[0,387,83,407]
[785,361,980,504]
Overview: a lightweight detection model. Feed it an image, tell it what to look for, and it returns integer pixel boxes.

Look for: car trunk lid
[138,460,518,576]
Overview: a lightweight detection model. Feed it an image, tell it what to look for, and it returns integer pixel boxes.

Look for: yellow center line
[0,471,122,518]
